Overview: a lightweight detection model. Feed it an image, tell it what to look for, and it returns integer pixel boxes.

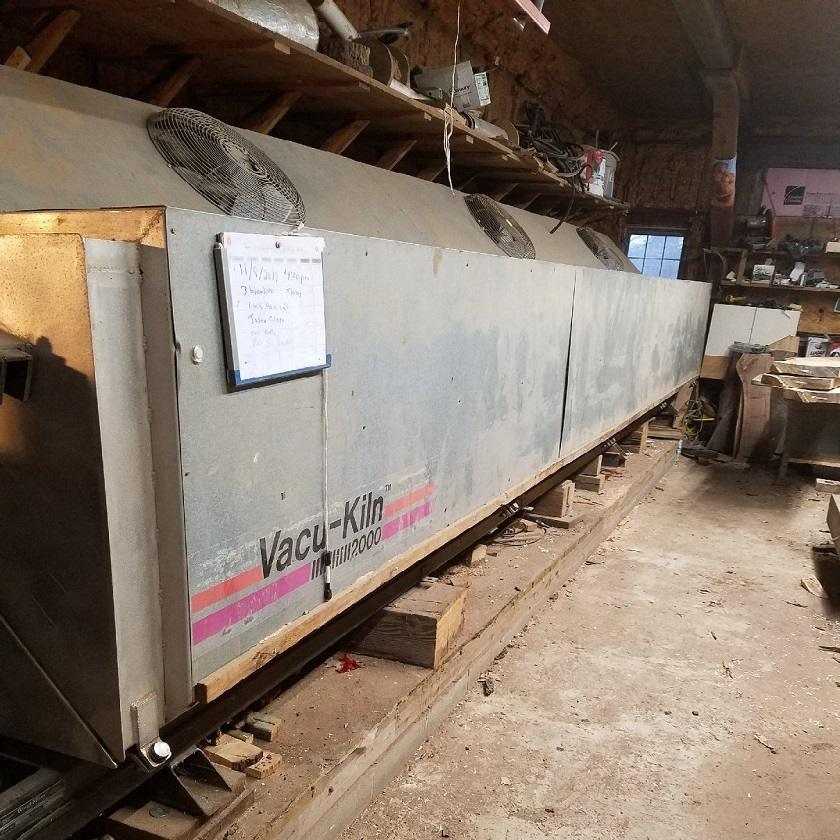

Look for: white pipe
[312,0,358,41]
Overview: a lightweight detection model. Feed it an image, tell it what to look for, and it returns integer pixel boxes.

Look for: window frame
[624,228,688,279]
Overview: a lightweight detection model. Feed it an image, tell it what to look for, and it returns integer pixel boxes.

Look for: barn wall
[338,0,620,130]
[611,121,713,281]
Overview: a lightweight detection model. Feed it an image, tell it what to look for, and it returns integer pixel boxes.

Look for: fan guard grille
[577,227,625,271]
[464,194,536,260]
[147,108,305,225]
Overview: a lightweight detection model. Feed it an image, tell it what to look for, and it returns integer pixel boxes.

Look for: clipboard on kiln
[214,231,331,390]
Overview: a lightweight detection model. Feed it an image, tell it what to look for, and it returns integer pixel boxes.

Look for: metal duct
[208,0,319,50]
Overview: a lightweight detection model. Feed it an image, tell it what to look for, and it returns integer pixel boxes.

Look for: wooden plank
[0,208,167,248]
[196,384,688,703]
[350,582,467,669]
[321,119,370,155]
[147,56,202,107]
[375,139,417,171]
[782,386,840,404]
[754,372,840,391]
[242,91,302,134]
[829,495,840,554]
[648,425,683,440]
[772,357,840,378]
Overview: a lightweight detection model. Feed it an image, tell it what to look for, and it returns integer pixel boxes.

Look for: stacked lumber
[752,357,840,405]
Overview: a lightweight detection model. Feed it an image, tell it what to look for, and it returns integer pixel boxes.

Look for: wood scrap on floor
[349,581,467,669]
[734,352,773,461]
[244,712,280,742]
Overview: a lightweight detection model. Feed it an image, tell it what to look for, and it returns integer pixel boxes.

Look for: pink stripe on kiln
[382,500,433,540]
[383,482,435,518]
[192,562,311,645]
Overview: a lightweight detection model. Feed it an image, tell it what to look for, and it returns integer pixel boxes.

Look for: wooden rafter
[321,119,370,155]
[415,162,447,182]
[243,91,302,134]
[376,139,417,171]
[3,9,81,73]
[146,56,201,107]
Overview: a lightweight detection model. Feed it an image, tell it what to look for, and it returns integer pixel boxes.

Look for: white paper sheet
[216,232,327,385]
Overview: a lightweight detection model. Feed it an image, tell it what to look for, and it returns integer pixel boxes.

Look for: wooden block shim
[816,479,840,494]
[533,479,574,517]
[829,496,840,554]
[579,455,602,476]
[349,582,467,669]
[620,422,649,453]
[205,737,264,772]
[465,544,487,567]
[574,473,604,493]
[103,802,199,840]
[602,448,626,468]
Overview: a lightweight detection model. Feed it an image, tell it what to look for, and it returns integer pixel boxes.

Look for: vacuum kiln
[0,67,709,769]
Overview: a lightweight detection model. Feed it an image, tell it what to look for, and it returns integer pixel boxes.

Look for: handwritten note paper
[216,232,327,386]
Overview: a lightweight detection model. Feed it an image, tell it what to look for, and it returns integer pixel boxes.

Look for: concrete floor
[340,457,840,840]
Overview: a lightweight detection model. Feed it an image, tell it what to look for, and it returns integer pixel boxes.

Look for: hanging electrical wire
[443,2,461,193]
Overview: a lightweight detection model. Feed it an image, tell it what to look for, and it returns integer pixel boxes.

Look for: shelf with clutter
[0,0,627,221]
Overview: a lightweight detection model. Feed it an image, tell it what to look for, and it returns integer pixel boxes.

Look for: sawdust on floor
[339,457,840,840]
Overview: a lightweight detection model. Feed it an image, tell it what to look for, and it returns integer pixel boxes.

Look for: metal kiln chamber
[0,69,709,768]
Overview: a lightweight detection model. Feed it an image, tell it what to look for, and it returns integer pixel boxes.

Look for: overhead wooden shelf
[0,0,623,217]
[721,282,840,296]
